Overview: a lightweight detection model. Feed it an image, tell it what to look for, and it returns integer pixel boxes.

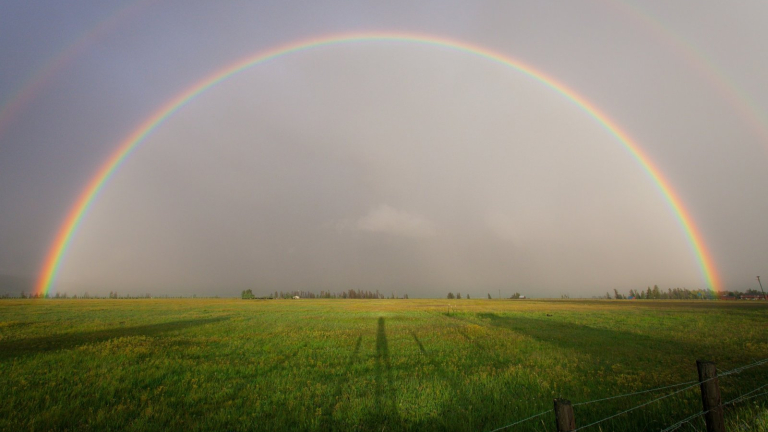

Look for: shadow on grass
[315,319,404,431]
[476,312,707,365]
[371,317,402,428]
[454,327,512,371]
[0,317,229,360]
[411,328,545,431]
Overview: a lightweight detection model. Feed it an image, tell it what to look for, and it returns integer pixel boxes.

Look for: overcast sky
[1,1,767,298]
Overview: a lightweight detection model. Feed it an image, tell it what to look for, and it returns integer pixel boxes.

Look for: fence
[488,357,768,432]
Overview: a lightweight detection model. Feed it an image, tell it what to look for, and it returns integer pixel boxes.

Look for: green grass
[1,299,766,431]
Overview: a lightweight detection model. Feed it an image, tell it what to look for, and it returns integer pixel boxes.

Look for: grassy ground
[0,298,766,431]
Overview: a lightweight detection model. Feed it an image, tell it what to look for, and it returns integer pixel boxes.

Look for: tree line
[241,289,409,300]
[445,292,523,299]
[602,285,764,300]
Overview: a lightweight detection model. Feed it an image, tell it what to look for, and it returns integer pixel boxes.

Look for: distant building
[293,296,300,300]
[740,294,765,300]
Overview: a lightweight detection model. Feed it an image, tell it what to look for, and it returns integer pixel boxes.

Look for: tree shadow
[315,320,405,431]
[371,317,402,428]
[475,312,708,366]
[0,317,229,360]
[453,327,511,371]
[410,328,542,431]
[410,329,464,389]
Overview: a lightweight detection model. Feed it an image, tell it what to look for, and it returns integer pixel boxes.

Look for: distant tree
[606,292,611,299]
[447,292,455,299]
[404,294,409,299]
[456,293,461,299]
[614,289,621,300]
[511,292,521,299]
[466,294,470,299]
[487,293,492,299]
[652,285,661,299]
[241,289,254,299]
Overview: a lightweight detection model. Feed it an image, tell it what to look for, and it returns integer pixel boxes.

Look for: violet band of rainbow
[35,32,722,295]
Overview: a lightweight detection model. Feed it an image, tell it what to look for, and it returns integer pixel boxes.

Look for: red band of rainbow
[35,32,721,295]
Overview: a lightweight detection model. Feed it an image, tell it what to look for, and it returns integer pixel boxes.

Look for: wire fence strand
[573,380,698,407]
[484,357,768,432]
[659,377,768,432]
[572,381,703,431]
[572,356,768,409]
[724,382,768,406]
[571,358,768,431]
[721,357,768,376]
[732,390,768,404]
[659,409,707,432]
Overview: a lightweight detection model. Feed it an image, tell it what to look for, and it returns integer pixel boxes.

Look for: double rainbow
[35,32,722,295]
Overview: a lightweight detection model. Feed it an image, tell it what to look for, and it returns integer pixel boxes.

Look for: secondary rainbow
[35,32,722,295]
[605,0,768,152]
[0,0,156,137]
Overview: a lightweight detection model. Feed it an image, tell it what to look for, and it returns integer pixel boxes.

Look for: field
[1,299,767,431]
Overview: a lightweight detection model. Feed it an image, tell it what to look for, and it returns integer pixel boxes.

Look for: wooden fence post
[697,360,725,432]
[554,398,576,432]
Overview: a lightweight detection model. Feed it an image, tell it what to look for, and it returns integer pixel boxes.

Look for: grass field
[1,299,767,431]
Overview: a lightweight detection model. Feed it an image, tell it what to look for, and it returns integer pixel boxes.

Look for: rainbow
[0,0,155,137]
[35,32,722,295]
[605,0,768,152]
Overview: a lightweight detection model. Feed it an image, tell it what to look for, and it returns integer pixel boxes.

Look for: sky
[1,0,767,298]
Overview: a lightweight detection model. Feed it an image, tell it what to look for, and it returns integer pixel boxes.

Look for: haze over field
[1,1,768,297]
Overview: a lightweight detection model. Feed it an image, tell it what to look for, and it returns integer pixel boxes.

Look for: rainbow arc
[35,32,721,295]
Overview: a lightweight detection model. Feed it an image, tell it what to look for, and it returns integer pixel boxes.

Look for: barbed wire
[572,357,768,409]
[721,357,768,377]
[483,357,768,432]
[571,357,768,431]
[572,381,703,431]
[724,382,768,406]
[573,380,698,407]
[659,379,768,432]
[659,409,706,432]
